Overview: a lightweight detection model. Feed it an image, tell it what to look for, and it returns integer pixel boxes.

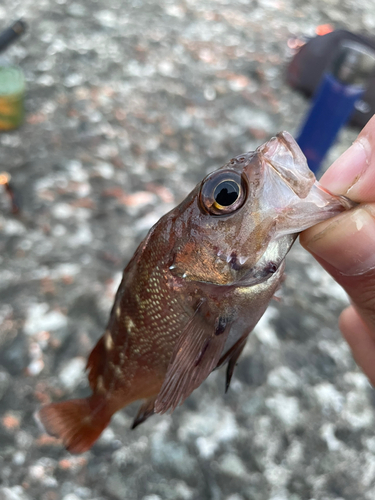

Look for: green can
[0,65,25,130]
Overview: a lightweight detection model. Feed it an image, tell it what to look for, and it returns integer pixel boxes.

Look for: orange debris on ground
[0,172,10,185]
[58,456,88,471]
[316,24,334,36]
[35,434,63,448]
[2,413,21,430]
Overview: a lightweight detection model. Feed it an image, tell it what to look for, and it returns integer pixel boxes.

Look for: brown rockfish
[38,132,354,453]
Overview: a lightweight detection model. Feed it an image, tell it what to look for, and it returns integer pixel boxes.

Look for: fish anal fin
[131,396,156,429]
[154,303,232,414]
[37,396,112,454]
[224,336,248,393]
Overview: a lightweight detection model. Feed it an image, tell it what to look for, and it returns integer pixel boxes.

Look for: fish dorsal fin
[86,336,107,391]
[154,301,232,414]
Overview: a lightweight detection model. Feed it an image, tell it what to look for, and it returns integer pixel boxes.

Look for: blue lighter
[297,41,375,175]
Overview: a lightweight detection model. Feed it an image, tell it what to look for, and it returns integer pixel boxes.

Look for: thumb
[300,203,375,333]
[300,114,375,382]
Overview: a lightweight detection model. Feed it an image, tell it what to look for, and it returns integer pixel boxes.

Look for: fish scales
[38,132,355,453]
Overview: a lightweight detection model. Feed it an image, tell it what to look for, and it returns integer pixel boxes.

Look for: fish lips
[240,131,316,205]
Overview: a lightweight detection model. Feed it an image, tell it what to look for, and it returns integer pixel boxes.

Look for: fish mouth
[246,131,357,236]
[256,131,316,199]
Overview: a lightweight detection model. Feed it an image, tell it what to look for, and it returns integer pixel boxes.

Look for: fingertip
[339,306,362,346]
[319,140,368,198]
[339,305,375,386]
[319,114,375,202]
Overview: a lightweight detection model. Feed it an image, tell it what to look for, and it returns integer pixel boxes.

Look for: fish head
[168,132,354,287]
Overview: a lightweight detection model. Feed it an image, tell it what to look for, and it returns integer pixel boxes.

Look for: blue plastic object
[297,72,364,175]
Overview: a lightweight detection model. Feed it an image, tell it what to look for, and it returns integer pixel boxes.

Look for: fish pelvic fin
[37,395,112,454]
[154,301,232,414]
[131,396,156,429]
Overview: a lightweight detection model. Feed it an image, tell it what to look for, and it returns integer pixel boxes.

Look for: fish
[38,132,355,453]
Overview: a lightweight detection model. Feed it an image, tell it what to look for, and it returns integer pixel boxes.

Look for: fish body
[39,132,354,453]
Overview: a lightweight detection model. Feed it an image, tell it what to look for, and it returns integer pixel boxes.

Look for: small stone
[58,357,86,391]
[150,434,196,478]
[0,335,29,375]
[0,486,30,500]
[24,303,68,336]
[12,451,26,466]
[96,427,116,446]
[314,382,344,413]
[173,481,194,500]
[267,366,300,391]
[342,391,374,429]
[105,473,129,500]
[64,73,84,87]
[66,3,86,17]
[94,10,117,27]
[265,394,301,429]
[62,495,80,500]
[226,107,275,133]
[93,162,114,179]
[0,369,10,401]
[73,487,92,499]
[219,454,248,478]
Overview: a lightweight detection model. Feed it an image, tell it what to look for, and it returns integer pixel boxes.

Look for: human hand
[300,114,375,385]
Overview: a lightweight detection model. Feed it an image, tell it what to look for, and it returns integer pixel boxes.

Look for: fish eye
[200,170,247,215]
[213,180,240,207]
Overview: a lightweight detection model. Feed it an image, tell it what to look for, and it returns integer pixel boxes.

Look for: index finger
[319,114,375,201]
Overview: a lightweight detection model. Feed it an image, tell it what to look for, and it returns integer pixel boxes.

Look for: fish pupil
[214,181,239,206]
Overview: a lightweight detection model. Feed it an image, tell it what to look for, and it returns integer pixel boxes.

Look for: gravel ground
[1,1,375,499]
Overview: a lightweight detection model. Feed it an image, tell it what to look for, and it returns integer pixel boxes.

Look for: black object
[287,30,375,128]
[0,19,27,54]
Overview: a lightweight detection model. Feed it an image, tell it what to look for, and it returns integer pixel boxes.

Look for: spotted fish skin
[38,132,354,453]
[86,200,283,414]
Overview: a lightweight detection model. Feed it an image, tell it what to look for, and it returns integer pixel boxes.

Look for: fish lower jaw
[186,262,284,291]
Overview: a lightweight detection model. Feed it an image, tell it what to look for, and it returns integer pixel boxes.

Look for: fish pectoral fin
[154,302,232,414]
[131,396,156,429]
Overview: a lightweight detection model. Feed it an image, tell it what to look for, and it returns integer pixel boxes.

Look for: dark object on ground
[0,19,27,54]
[0,172,20,214]
[287,29,375,128]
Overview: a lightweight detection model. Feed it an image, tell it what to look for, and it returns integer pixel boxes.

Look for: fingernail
[320,139,370,198]
[302,205,375,276]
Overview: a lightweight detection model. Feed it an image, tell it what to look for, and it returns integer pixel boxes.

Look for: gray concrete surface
[0,0,374,499]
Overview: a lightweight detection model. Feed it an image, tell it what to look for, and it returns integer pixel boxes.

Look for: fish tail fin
[37,395,112,454]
